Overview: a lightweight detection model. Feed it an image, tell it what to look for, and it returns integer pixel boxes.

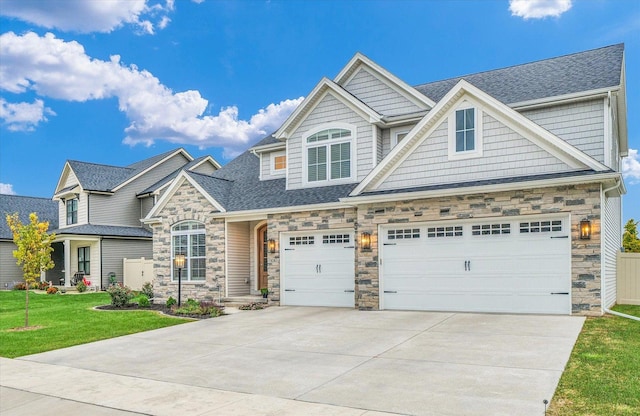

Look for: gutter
[600,179,639,322]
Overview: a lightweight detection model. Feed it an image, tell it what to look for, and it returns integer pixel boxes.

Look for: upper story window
[66,198,78,225]
[171,221,206,282]
[305,127,353,184]
[270,151,286,175]
[448,104,483,160]
[390,126,410,147]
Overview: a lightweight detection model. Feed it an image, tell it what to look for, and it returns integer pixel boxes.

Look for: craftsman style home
[145,44,627,316]
[49,149,219,288]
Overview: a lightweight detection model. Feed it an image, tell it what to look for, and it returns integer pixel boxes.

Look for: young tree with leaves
[623,219,640,253]
[6,212,56,328]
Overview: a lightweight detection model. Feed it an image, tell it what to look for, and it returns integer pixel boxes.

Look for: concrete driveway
[1,307,584,416]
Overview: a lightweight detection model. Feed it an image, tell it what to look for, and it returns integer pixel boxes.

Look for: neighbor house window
[448,105,482,160]
[306,128,352,183]
[78,246,90,274]
[66,198,78,225]
[271,151,286,175]
[171,221,206,281]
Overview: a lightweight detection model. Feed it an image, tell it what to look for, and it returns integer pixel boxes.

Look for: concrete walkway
[1,307,584,416]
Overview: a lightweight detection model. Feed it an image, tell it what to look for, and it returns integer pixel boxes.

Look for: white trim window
[66,198,78,225]
[448,104,483,160]
[305,127,353,184]
[270,151,287,175]
[171,221,206,282]
[390,127,410,147]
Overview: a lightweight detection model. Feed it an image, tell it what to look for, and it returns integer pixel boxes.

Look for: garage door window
[472,223,511,236]
[520,220,562,233]
[290,235,314,245]
[388,228,420,240]
[427,226,463,238]
[323,234,350,244]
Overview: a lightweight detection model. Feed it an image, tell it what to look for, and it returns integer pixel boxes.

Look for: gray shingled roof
[0,195,58,240]
[138,156,213,196]
[65,148,186,192]
[414,44,624,104]
[51,224,152,238]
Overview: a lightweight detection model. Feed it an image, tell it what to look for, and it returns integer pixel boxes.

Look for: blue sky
[0,0,638,221]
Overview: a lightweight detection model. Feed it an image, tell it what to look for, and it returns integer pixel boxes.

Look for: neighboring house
[145,44,627,316]
[50,149,220,288]
[0,195,58,289]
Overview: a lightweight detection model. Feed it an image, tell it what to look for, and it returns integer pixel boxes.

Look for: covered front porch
[225,218,270,299]
[45,236,100,289]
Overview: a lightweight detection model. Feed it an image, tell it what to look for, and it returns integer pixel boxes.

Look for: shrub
[171,299,223,317]
[13,282,26,290]
[141,282,154,299]
[76,281,87,293]
[29,282,39,290]
[137,294,150,307]
[107,284,133,308]
[238,302,264,310]
[46,286,58,295]
[166,296,177,307]
[37,281,49,290]
[198,301,223,316]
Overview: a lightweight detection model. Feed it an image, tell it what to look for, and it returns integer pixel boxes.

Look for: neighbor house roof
[0,195,58,240]
[414,44,624,105]
[137,156,218,196]
[51,224,152,238]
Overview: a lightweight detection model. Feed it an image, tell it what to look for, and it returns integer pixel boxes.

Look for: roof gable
[352,80,609,196]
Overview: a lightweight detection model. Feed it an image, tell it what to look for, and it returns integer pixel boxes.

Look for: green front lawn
[0,290,189,358]
[550,305,640,415]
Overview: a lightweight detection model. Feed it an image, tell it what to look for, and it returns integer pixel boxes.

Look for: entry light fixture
[579,219,592,240]
[267,238,277,253]
[360,232,371,251]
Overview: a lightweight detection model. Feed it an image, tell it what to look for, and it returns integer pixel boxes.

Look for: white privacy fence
[123,257,154,290]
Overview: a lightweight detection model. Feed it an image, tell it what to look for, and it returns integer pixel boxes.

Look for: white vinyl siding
[287,93,372,190]
[91,153,190,227]
[603,195,622,308]
[378,114,572,191]
[101,238,152,288]
[376,126,383,164]
[140,196,154,219]
[261,151,287,181]
[226,221,250,297]
[343,67,423,116]
[522,99,605,163]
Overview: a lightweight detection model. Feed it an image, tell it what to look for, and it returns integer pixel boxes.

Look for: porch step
[221,296,268,307]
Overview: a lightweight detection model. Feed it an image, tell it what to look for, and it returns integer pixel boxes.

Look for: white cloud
[509,0,572,19]
[0,183,17,195]
[0,32,303,157]
[622,148,640,185]
[0,98,55,132]
[0,0,174,34]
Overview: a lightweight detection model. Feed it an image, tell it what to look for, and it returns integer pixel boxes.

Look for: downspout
[601,179,639,321]
[100,237,103,291]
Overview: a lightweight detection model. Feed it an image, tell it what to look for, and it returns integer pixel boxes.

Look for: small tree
[6,213,56,327]
[623,219,640,253]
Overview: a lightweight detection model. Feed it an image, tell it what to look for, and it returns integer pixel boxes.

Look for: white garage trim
[280,229,356,307]
[379,214,571,314]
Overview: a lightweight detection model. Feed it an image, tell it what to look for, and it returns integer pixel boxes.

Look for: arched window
[171,221,206,281]
[305,127,353,183]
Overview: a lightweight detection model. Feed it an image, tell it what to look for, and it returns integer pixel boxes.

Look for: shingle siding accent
[152,180,225,303]
[344,67,423,116]
[356,184,602,315]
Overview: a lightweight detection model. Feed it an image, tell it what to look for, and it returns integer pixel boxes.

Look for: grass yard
[0,290,190,358]
[549,304,640,416]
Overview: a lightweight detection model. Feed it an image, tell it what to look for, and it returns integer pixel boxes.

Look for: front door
[257,224,268,290]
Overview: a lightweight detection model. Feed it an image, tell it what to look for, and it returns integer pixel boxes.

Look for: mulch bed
[95,303,221,319]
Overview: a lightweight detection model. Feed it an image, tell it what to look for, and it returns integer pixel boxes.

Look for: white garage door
[281,230,355,307]
[380,217,571,314]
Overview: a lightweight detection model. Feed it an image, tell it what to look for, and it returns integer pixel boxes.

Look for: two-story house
[51,148,220,288]
[144,44,627,316]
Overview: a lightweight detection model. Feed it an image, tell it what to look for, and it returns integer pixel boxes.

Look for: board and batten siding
[226,221,250,296]
[287,93,373,189]
[0,241,22,289]
[343,67,423,116]
[603,195,622,308]
[521,99,605,164]
[378,113,572,191]
[101,238,152,288]
[90,153,190,227]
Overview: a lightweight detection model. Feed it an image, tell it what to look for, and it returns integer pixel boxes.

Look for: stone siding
[355,183,602,315]
[152,180,225,303]
[267,208,357,304]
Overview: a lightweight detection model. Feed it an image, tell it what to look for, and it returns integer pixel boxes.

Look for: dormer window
[66,197,78,225]
[305,127,353,184]
[448,104,483,160]
[270,151,286,175]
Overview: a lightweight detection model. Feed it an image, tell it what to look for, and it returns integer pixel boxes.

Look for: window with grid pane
[306,127,352,183]
[171,221,206,281]
[455,108,475,152]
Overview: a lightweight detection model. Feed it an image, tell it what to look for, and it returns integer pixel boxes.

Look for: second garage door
[380,216,571,314]
[280,230,355,307]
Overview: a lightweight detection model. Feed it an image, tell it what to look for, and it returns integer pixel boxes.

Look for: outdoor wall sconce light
[174,253,186,306]
[579,219,592,240]
[267,238,277,253]
[360,232,371,251]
